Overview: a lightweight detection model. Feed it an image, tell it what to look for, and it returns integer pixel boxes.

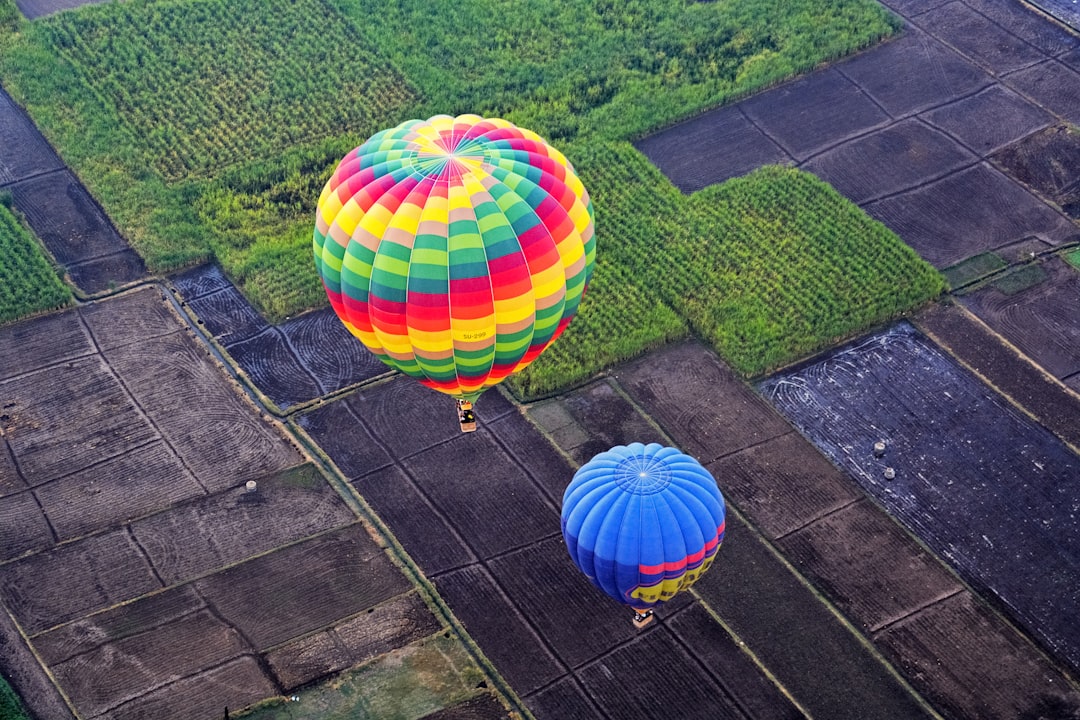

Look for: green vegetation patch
[943,252,1008,290]
[992,263,1048,296]
[0,197,72,324]
[1065,248,1080,272]
[36,0,417,181]
[235,633,491,720]
[334,0,899,142]
[0,672,30,720]
[511,153,945,395]
[0,0,19,34]
[0,0,899,321]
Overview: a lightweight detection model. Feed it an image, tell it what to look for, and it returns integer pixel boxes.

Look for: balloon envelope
[562,443,726,610]
[313,114,595,401]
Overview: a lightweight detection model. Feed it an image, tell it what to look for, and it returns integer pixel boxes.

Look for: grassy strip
[943,252,1008,290]
[511,154,945,396]
[0,195,72,324]
[1065,248,1080,271]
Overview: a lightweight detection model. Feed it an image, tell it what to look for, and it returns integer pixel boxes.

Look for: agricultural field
[0,195,71,323]
[509,153,944,396]
[0,0,938,390]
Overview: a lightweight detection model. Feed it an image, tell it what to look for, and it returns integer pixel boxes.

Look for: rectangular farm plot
[922,84,1053,156]
[759,323,1080,673]
[776,499,963,632]
[666,604,804,720]
[49,609,250,718]
[836,30,991,118]
[486,536,641,670]
[874,592,1080,719]
[800,119,977,204]
[0,529,161,634]
[577,628,746,720]
[194,523,410,651]
[526,677,603,720]
[959,256,1080,380]
[32,584,206,666]
[35,439,205,541]
[559,380,668,465]
[280,308,390,397]
[740,68,890,161]
[633,104,792,193]
[919,1,1048,75]
[79,287,184,352]
[297,398,394,480]
[0,356,158,485]
[9,172,132,267]
[101,330,302,491]
[1006,60,1080,125]
[131,463,355,585]
[962,0,1079,57]
[433,564,563,695]
[350,464,475,576]
[344,375,517,461]
[0,490,54,561]
[707,431,860,539]
[402,432,559,561]
[0,90,64,183]
[0,310,91,381]
[864,162,1077,268]
[0,439,26,497]
[105,656,277,720]
[265,591,442,690]
[614,341,792,463]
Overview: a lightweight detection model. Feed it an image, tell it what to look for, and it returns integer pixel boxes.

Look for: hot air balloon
[562,443,726,626]
[313,114,595,432]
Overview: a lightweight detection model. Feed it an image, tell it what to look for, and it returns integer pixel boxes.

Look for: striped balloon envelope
[562,443,726,611]
[313,114,595,402]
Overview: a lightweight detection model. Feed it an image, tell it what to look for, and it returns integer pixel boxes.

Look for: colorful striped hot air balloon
[562,443,726,626]
[313,114,595,426]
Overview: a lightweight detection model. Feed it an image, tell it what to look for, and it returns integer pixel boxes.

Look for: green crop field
[509,155,944,397]
[0,672,30,720]
[0,0,943,397]
[0,196,72,324]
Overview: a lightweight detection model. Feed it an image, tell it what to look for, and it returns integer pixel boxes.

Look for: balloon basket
[456,400,477,433]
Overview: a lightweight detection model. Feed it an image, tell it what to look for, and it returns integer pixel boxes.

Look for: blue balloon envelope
[561,443,726,610]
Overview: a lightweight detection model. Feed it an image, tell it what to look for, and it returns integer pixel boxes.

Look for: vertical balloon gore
[313,114,595,401]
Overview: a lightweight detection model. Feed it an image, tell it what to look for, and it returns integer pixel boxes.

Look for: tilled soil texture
[8,171,146,294]
[915,301,1080,449]
[171,264,388,411]
[0,288,452,719]
[632,105,792,193]
[958,256,1080,381]
[863,162,1077,268]
[993,124,1080,221]
[917,1,1048,75]
[800,119,977,205]
[1007,58,1080,125]
[0,89,63,184]
[300,373,810,720]
[1029,0,1080,31]
[760,323,1080,676]
[611,340,1080,718]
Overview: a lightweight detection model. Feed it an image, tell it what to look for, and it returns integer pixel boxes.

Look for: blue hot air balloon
[561,443,726,625]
